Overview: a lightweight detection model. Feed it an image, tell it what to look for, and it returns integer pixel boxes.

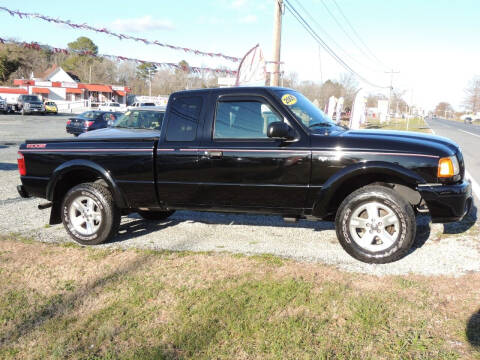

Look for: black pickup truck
[17,87,473,263]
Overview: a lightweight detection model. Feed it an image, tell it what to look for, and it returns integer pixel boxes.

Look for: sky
[0,0,479,111]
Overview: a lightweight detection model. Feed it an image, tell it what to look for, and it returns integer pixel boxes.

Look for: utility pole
[385,69,399,116]
[148,68,152,97]
[270,0,283,87]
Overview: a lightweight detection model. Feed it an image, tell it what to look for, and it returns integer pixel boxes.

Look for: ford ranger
[16,87,473,263]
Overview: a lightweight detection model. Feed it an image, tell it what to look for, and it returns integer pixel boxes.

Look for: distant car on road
[44,101,58,114]
[127,102,156,110]
[66,111,123,136]
[98,101,125,112]
[460,113,480,124]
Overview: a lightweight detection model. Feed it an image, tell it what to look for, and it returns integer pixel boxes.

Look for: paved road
[425,117,480,203]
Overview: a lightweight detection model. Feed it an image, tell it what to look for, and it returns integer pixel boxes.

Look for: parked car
[100,107,166,130]
[460,113,480,124]
[98,101,125,112]
[16,94,45,115]
[44,101,58,114]
[0,96,7,113]
[66,111,122,136]
[127,102,156,110]
[17,87,472,264]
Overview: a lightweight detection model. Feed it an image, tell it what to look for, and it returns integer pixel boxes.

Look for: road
[425,117,480,203]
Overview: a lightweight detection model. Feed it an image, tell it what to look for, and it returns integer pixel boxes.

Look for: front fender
[46,159,127,208]
[312,161,426,218]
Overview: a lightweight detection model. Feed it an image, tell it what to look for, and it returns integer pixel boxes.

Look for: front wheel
[61,183,120,245]
[335,185,416,264]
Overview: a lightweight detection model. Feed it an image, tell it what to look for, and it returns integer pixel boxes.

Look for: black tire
[335,185,416,264]
[138,210,175,221]
[61,183,120,245]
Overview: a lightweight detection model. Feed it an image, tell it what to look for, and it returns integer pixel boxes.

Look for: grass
[364,117,432,133]
[0,237,479,359]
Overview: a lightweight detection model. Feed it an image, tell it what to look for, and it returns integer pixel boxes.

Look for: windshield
[23,95,42,102]
[113,110,164,130]
[274,90,337,130]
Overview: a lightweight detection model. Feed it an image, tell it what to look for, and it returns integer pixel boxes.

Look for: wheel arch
[312,161,425,219]
[47,160,128,208]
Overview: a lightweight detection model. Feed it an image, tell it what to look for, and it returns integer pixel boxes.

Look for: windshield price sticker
[281,94,297,106]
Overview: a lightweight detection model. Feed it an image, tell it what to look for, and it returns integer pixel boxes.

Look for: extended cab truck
[17,87,473,263]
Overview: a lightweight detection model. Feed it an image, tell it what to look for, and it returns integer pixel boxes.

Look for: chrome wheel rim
[348,201,400,252]
[69,196,102,236]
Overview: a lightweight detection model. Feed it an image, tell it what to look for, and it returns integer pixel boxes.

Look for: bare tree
[434,102,454,118]
[463,76,480,113]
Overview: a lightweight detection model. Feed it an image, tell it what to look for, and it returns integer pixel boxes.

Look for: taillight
[17,152,26,176]
[85,121,94,127]
[66,120,71,125]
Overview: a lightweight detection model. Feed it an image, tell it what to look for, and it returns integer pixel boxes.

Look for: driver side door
[195,95,311,211]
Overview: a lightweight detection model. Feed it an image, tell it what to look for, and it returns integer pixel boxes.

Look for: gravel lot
[1,113,479,276]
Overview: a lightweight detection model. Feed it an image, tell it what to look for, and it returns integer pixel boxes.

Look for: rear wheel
[138,210,175,221]
[335,185,416,264]
[61,183,120,245]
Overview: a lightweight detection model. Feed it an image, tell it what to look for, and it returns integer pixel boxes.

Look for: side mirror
[267,121,295,140]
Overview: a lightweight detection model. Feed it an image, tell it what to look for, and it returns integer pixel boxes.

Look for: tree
[0,52,21,83]
[136,62,158,81]
[434,102,454,117]
[390,90,408,114]
[67,37,98,55]
[62,37,107,82]
[463,76,480,113]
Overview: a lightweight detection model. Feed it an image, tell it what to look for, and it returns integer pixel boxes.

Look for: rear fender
[312,161,425,218]
[46,159,127,208]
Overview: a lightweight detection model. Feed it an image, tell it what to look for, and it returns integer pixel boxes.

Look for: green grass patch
[0,238,477,359]
[365,117,431,133]
[249,253,285,266]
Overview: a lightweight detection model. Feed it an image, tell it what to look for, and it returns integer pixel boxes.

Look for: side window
[214,101,282,139]
[166,96,202,141]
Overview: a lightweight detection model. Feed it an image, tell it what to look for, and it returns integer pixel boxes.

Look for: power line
[282,0,388,88]
[331,0,388,69]
[291,0,383,73]
[317,0,386,70]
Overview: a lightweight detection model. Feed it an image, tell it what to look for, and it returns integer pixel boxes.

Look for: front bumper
[417,180,473,223]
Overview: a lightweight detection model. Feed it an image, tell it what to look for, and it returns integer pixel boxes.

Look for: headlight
[438,156,459,178]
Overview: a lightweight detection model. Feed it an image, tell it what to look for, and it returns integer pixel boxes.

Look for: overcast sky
[1,0,479,111]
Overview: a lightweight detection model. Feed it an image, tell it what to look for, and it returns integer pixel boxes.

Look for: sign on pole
[350,89,366,129]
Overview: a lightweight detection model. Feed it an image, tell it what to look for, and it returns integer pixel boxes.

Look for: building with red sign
[0,65,130,112]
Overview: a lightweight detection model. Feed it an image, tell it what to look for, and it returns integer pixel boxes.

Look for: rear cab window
[165,96,203,142]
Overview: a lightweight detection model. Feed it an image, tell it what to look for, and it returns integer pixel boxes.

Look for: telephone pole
[385,69,399,115]
[270,0,283,86]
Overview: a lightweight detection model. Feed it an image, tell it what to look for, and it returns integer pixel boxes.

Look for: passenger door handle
[204,150,223,158]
